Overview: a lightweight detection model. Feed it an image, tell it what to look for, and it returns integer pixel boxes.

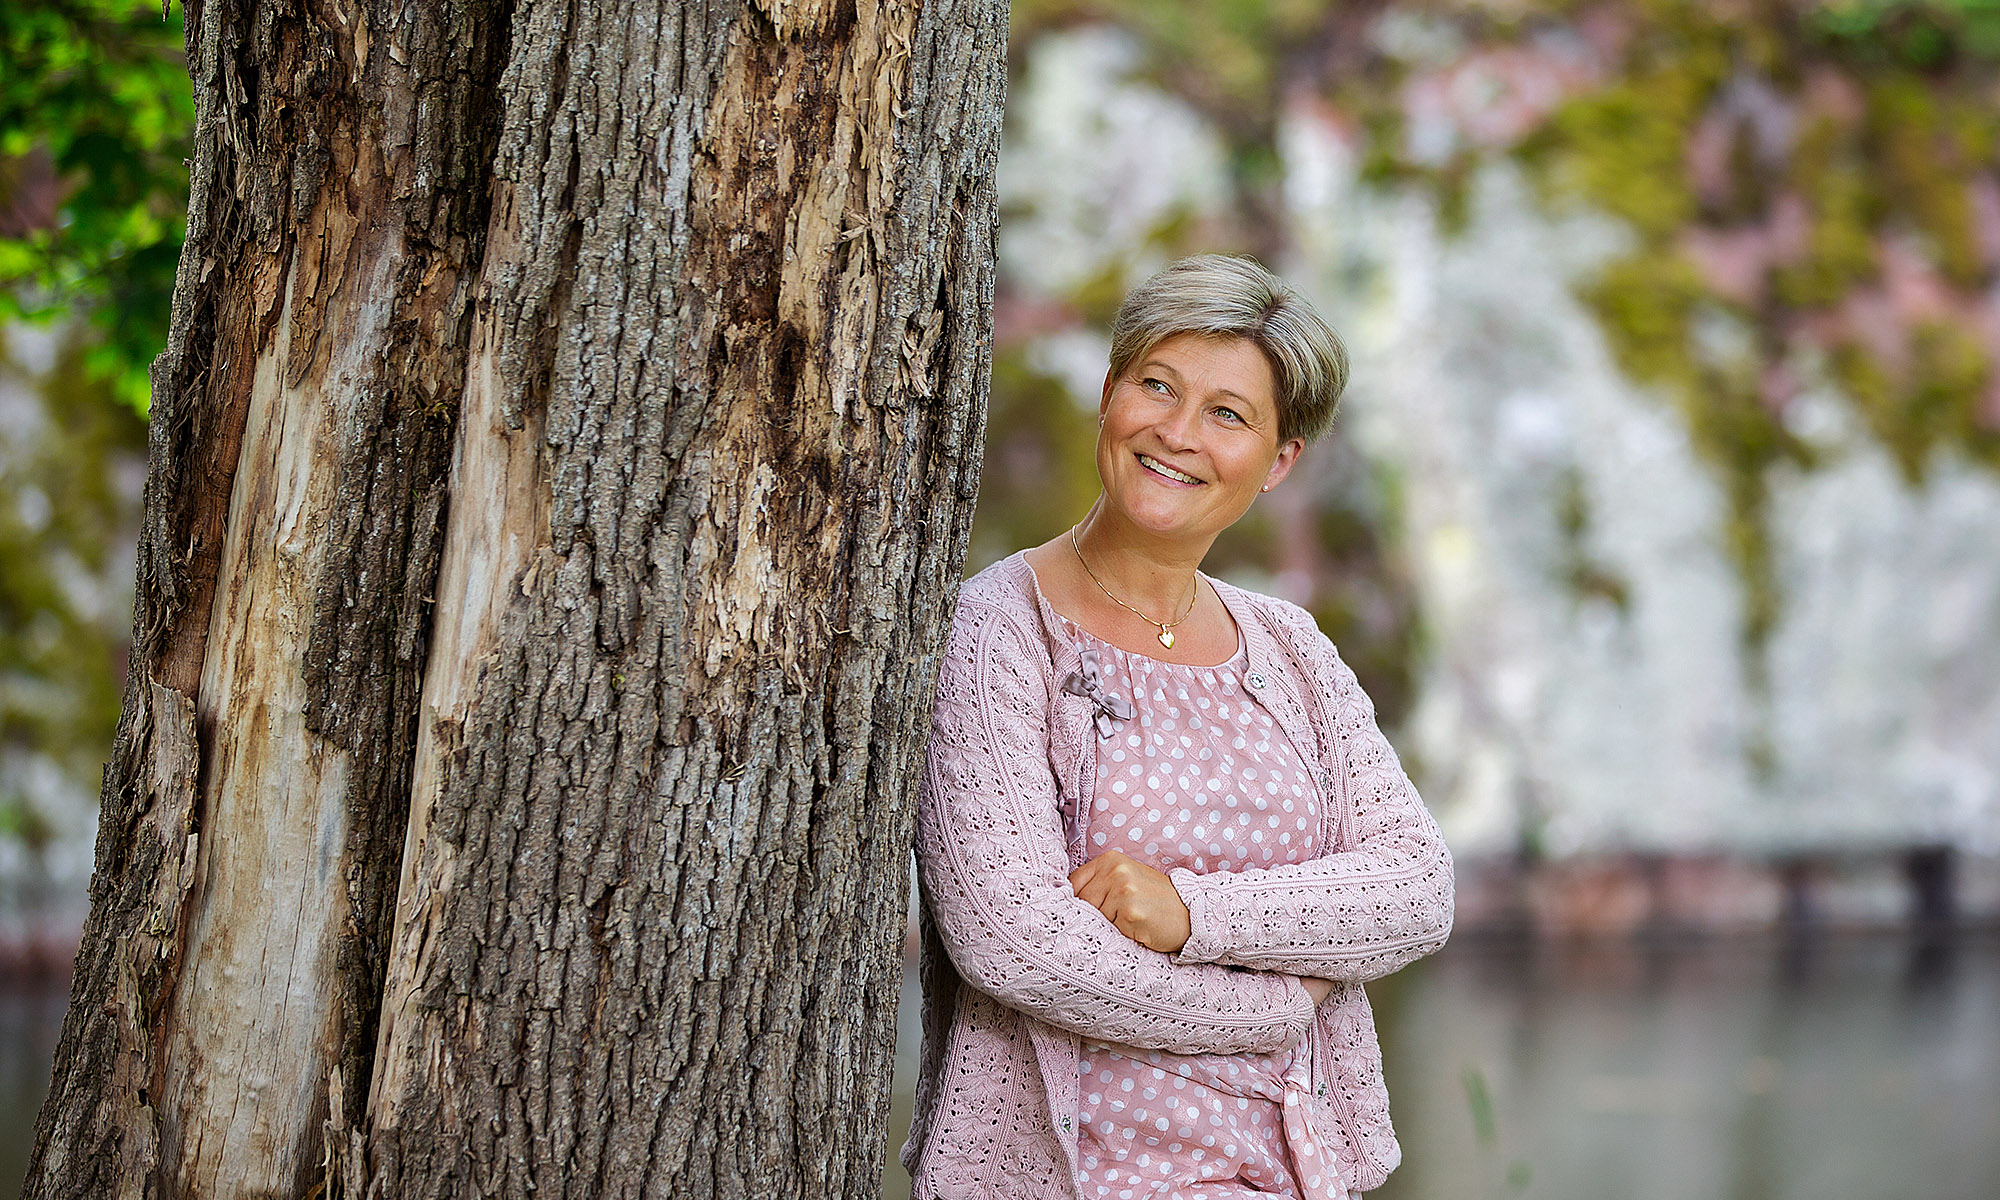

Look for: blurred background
[4,2,1998,1197]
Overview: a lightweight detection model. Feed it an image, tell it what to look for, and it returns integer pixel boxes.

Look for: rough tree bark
[23,1,1004,1197]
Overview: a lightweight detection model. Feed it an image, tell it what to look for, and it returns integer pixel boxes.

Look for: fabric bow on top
[1061,648,1135,740]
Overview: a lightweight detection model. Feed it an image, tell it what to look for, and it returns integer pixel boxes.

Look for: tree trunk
[23,0,1004,1197]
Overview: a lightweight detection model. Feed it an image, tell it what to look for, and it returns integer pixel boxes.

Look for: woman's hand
[1068,849,1193,954]
[1069,850,1336,1007]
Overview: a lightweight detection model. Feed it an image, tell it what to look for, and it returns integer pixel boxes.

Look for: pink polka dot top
[1063,618,1361,1200]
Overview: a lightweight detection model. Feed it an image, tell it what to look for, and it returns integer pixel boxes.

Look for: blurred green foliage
[0,328,146,836]
[966,347,1105,570]
[1810,0,2000,64]
[1011,0,1332,138]
[1008,0,1356,251]
[1,0,191,415]
[0,0,1993,752]
[1514,2,2000,667]
[1034,0,2000,667]
[999,0,2000,711]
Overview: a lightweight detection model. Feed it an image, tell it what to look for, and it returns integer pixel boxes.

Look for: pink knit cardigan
[903,552,1455,1199]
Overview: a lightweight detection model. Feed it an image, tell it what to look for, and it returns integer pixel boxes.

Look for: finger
[1069,862,1104,899]
[1077,875,1115,913]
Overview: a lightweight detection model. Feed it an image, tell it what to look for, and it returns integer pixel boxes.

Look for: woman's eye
[1215,406,1242,423]
[1143,377,1171,395]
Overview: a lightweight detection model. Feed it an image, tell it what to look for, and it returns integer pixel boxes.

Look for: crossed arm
[914,603,1318,1056]
[1052,602,1451,988]
[1068,850,1338,1005]
[916,601,1451,1055]
[1163,613,1455,982]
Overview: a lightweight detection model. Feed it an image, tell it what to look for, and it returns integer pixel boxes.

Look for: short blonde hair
[1109,255,1349,444]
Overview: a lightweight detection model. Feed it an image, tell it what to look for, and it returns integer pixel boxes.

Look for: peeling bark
[27,0,1003,1197]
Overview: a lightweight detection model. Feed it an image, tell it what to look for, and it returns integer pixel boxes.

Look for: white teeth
[1139,455,1200,484]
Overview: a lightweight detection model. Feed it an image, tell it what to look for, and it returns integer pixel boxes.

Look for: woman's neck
[1070,498,1216,617]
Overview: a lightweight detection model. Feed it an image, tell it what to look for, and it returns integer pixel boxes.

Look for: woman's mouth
[1137,454,1202,485]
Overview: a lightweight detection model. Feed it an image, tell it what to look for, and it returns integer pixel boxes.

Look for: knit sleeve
[915,598,1316,1056]
[1166,625,1454,982]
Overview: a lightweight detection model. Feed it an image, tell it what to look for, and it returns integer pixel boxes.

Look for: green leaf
[1,0,191,419]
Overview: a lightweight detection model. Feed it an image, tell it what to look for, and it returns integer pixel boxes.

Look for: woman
[903,255,1454,1200]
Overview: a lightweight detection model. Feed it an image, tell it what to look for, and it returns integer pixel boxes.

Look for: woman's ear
[1261,438,1306,492]
[1099,368,1118,425]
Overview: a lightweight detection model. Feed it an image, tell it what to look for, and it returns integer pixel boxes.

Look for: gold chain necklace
[1069,528,1200,649]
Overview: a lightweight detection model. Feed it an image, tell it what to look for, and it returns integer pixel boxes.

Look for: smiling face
[1094,332,1304,549]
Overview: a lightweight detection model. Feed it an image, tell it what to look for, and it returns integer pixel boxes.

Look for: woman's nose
[1156,400,1201,448]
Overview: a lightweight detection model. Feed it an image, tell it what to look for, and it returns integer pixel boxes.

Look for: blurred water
[1366,932,2000,1200]
[0,985,64,1195]
[4,933,1995,1198]
[884,931,2000,1200]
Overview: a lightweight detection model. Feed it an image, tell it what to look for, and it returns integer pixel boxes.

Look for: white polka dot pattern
[1077,628,1322,877]
[904,556,1454,1200]
[1067,627,1350,1199]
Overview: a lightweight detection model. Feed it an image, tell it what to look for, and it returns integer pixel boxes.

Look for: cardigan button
[1245,671,1267,690]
